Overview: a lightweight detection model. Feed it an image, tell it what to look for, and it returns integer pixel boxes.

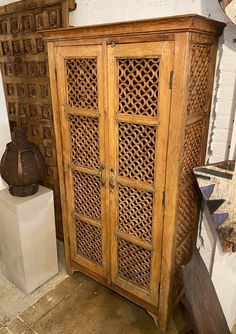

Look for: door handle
[110,168,116,192]
[99,164,105,187]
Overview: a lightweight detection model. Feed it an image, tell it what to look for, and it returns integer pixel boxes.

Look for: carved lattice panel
[75,217,102,266]
[176,119,205,267]
[118,122,156,184]
[118,238,151,291]
[181,119,204,181]
[73,171,101,220]
[0,0,76,238]
[65,58,98,110]
[187,44,211,117]
[175,185,196,265]
[117,58,160,117]
[69,115,100,169]
[118,184,153,242]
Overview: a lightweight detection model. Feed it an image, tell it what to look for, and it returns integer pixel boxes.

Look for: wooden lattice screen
[173,42,214,300]
[0,0,76,238]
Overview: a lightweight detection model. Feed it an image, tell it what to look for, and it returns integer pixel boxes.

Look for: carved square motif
[5,63,14,76]
[29,104,38,117]
[15,63,23,76]
[43,127,52,140]
[48,10,59,28]
[35,13,44,30]
[28,84,37,98]
[36,38,45,53]
[0,20,8,34]
[19,103,28,117]
[11,18,19,34]
[23,39,32,54]
[10,121,17,132]
[41,105,51,119]
[17,84,25,97]
[7,84,14,96]
[41,85,49,99]
[38,62,47,77]
[44,146,53,158]
[8,102,16,115]
[2,41,10,55]
[12,40,21,55]
[31,125,39,137]
[22,16,33,32]
[27,62,37,76]
[46,166,54,177]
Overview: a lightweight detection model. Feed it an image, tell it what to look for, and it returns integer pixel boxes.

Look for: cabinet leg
[66,263,75,276]
[147,311,158,327]
[146,311,168,333]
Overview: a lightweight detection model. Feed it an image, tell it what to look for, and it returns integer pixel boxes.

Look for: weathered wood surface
[182,247,230,334]
[45,15,225,332]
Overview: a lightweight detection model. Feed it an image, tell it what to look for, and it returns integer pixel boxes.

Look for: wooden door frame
[107,41,174,306]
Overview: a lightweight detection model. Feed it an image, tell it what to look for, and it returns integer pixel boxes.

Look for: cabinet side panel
[173,36,218,301]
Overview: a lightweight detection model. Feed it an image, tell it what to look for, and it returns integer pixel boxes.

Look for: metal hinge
[162,191,166,207]
[107,40,116,47]
[169,70,174,89]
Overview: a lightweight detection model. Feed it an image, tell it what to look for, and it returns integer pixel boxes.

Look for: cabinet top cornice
[42,14,225,42]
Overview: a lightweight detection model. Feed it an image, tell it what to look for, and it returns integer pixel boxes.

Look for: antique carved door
[54,40,173,304]
[108,42,173,305]
[55,45,109,279]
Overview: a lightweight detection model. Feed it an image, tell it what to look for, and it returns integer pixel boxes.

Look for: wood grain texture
[0,0,76,238]
[45,15,225,332]
[182,247,230,334]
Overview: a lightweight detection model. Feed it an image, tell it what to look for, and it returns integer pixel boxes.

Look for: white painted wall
[69,0,200,26]
[0,0,236,328]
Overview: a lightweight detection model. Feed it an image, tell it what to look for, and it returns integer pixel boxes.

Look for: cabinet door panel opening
[55,45,108,278]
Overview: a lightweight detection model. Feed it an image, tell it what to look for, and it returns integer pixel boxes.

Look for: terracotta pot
[0,126,46,197]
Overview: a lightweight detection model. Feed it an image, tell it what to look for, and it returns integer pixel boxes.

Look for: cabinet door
[55,45,108,279]
[108,42,173,305]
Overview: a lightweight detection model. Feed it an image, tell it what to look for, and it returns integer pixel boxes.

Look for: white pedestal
[0,186,58,293]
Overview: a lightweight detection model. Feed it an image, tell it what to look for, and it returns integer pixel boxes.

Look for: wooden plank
[182,248,230,334]
[158,32,191,332]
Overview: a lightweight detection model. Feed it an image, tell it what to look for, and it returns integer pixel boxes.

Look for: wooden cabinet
[43,15,225,331]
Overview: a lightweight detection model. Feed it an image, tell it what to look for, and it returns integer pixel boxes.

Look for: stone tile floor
[1,239,234,333]
[0,241,67,326]
[0,272,192,334]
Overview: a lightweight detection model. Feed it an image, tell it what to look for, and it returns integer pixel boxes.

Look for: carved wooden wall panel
[0,0,76,238]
